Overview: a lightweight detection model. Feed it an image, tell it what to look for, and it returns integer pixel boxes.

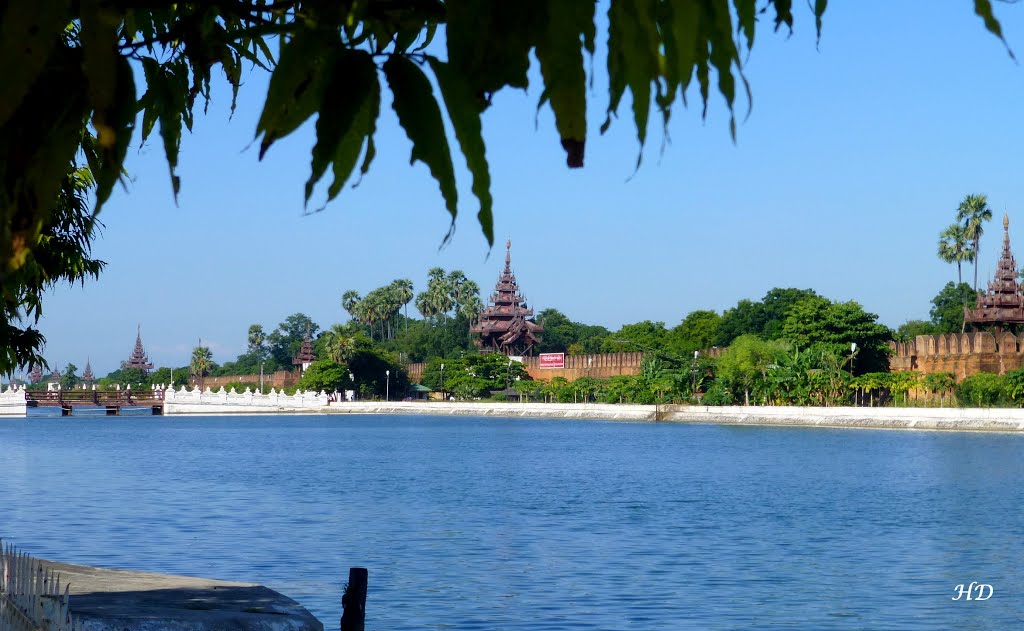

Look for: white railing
[0,542,79,631]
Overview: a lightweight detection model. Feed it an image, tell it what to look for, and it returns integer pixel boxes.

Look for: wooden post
[340,567,367,631]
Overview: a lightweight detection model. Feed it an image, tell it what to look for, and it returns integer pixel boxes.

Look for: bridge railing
[26,389,164,406]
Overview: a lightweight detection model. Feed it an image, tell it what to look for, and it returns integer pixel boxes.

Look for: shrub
[955,373,1007,408]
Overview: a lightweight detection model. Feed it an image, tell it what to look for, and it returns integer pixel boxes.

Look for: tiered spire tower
[82,357,95,385]
[122,325,154,373]
[292,324,317,371]
[470,240,544,355]
[965,212,1024,326]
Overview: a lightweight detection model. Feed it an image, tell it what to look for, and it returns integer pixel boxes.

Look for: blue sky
[35,3,1024,376]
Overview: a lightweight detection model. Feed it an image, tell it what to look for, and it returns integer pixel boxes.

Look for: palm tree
[415,290,436,320]
[956,193,992,292]
[392,279,414,333]
[341,290,361,321]
[323,324,356,364]
[190,342,213,390]
[937,223,973,285]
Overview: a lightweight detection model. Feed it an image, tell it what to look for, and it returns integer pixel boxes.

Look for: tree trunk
[974,237,980,292]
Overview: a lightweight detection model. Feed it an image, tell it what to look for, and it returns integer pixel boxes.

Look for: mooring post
[340,567,367,631]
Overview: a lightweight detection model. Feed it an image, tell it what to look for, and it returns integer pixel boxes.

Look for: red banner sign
[539,353,565,369]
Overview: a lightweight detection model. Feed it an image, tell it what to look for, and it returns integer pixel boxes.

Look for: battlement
[889,332,1024,378]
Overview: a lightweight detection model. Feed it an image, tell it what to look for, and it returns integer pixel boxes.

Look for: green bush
[701,382,734,406]
[956,373,1007,408]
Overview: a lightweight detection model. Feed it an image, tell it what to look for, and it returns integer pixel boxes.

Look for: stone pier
[42,560,323,630]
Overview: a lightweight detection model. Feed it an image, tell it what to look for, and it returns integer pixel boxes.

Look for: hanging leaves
[427,57,494,245]
[305,49,379,205]
[384,56,459,242]
[0,0,71,128]
[535,2,594,168]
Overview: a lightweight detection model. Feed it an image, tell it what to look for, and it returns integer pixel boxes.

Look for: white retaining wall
[662,405,1024,432]
[326,401,657,421]
[162,386,331,415]
[0,385,27,416]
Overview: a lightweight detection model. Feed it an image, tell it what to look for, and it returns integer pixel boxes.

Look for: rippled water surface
[2,414,1023,629]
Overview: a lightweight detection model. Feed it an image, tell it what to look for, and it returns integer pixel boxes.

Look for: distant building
[965,213,1024,329]
[470,240,544,356]
[292,325,316,373]
[82,357,95,386]
[123,326,154,374]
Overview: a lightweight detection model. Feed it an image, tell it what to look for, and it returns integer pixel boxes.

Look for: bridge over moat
[26,389,164,416]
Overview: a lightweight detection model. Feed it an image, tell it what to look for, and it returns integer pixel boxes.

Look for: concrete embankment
[327,400,655,421]
[44,560,323,630]
[327,401,1024,432]
[661,405,1024,432]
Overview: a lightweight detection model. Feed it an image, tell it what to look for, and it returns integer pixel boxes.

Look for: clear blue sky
[36,3,1024,376]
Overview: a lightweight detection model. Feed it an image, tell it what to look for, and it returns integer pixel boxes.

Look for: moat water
[1,414,1022,629]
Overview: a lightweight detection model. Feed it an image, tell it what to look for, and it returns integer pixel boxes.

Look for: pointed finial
[1005,211,1010,231]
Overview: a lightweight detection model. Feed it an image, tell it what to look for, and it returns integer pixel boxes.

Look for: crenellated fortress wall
[889,332,1024,379]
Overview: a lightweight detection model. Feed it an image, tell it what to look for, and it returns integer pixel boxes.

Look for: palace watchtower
[965,213,1024,329]
[122,325,154,374]
[470,240,544,356]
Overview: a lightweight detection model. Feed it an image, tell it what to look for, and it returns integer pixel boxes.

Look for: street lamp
[385,369,390,401]
[349,372,355,401]
[440,363,445,401]
[692,350,700,396]
[259,361,265,393]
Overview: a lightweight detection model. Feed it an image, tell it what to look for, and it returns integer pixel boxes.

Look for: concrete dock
[40,560,323,631]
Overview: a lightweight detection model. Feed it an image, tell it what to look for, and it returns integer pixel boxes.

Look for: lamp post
[385,369,390,401]
[692,350,700,397]
[349,372,355,401]
[850,342,858,406]
[440,363,445,401]
[259,361,264,393]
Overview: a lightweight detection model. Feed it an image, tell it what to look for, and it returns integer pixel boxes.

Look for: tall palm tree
[956,193,992,292]
[937,223,973,285]
[191,342,213,390]
[392,279,414,332]
[323,324,356,364]
[341,290,361,321]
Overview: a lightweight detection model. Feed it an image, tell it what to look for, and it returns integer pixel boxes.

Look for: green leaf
[732,0,756,52]
[140,57,186,197]
[974,0,1015,60]
[384,56,459,241]
[256,31,336,159]
[93,57,136,210]
[606,0,660,168]
[814,0,828,43]
[446,1,538,98]
[772,0,794,32]
[427,57,494,246]
[0,0,70,128]
[305,49,377,204]
[535,1,593,168]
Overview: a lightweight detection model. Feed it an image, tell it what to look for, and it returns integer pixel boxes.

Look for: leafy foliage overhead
[7,1,1011,269]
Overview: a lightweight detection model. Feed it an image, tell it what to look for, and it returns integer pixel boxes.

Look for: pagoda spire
[82,357,95,385]
[292,323,317,371]
[965,211,1024,327]
[470,239,544,356]
[122,324,154,373]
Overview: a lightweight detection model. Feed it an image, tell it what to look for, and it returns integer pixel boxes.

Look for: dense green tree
[956,194,993,292]
[602,321,669,354]
[779,296,892,374]
[938,223,974,285]
[296,360,353,394]
[668,310,722,356]
[534,308,609,355]
[715,335,790,405]
[60,363,79,390]
[420,353,530,399]
[267,313,319,367]
[929,282,977,334]
[896,319,937,340]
